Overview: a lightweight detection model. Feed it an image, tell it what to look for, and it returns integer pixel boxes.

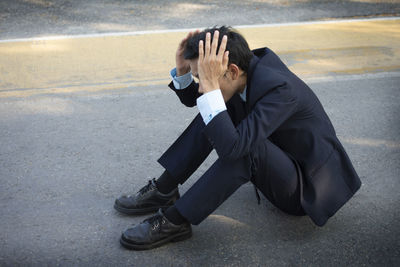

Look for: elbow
[182,100,197,107]
[176,95,197,107]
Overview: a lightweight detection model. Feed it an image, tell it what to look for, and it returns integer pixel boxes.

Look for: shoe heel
[171,231,192,242]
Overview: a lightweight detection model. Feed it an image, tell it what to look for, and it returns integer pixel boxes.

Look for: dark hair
[184,26,253,73]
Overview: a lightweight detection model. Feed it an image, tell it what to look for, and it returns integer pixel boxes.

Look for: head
[184,26,253,96]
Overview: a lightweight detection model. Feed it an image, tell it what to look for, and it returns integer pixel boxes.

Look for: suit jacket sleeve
[203,83,298,160]
[168,80,201,107]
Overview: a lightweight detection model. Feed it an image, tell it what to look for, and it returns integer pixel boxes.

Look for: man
[114,26,361,250]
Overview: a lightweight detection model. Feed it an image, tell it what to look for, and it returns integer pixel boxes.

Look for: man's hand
[176,31,199,76]
[198,31,229,94]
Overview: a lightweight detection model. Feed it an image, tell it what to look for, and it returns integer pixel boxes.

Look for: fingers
[198,40,204,61]
[210,31,219,56]
[217,35,228,61]
[222,50,229,67]
[205,32,211,58]
[198,30,228,75]
[186,30,198,41]
[198,83,204,94]
[180,30,200,48]
[201,31,228,61]
[197,31,229,93]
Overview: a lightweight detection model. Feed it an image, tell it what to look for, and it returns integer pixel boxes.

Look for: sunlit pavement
[1,18,399,98]
[0,18,399,266]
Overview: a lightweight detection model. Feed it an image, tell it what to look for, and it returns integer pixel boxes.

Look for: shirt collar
[239,86,247,102]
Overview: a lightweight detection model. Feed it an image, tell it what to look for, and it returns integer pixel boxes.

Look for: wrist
[201,81,220,93]
[176,66,190,77]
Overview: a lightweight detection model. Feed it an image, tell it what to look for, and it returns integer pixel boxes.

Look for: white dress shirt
[171,68,246,125]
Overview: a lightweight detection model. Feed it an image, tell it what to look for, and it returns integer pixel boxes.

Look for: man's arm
[168,79,201,108]
[168,31,202,107]
[203,84,298,161]
[195,31,297,160]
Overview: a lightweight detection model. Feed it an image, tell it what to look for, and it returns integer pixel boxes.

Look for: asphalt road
[0,73,399,266]
[1,1,400,266]
[2,18,399,97]
[1,0,400,40]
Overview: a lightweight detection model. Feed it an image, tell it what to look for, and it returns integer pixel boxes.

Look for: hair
[184,26,253,73]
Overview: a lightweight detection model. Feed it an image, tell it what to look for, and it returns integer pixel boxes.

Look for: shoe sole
[113,203,173,215]
[119,229,192,250]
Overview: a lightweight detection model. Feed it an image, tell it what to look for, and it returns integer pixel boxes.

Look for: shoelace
[144,213,167,231]
[138,178,157,195]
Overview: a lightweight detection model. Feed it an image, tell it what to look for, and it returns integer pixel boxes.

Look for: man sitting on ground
[114,26,361,250]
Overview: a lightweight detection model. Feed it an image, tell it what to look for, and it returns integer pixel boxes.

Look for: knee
[216,155,253,182]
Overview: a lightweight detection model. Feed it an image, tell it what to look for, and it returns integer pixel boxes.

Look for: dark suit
[158,47,361,227]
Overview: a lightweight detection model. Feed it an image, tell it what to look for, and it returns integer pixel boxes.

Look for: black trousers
[158,95,305,225]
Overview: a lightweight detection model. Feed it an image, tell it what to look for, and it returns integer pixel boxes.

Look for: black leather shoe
[114,178,180,215]
[120,209,192,250]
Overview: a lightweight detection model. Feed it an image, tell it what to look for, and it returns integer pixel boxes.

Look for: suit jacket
[169,47,361,226]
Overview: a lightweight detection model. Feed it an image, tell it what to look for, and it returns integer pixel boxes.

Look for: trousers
[158,95,305,225]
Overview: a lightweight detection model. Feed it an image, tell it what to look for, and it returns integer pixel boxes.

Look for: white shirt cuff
[170,68,193,89]
[196,89,227,125]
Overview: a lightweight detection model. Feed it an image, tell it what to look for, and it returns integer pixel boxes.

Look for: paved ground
[2,18,399,97]
[1,72,399,266]
[1,0,400,40]
[1,1,400,266]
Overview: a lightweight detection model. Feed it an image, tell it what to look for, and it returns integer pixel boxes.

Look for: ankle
[164,206,187,225]
[156,170,178,194]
